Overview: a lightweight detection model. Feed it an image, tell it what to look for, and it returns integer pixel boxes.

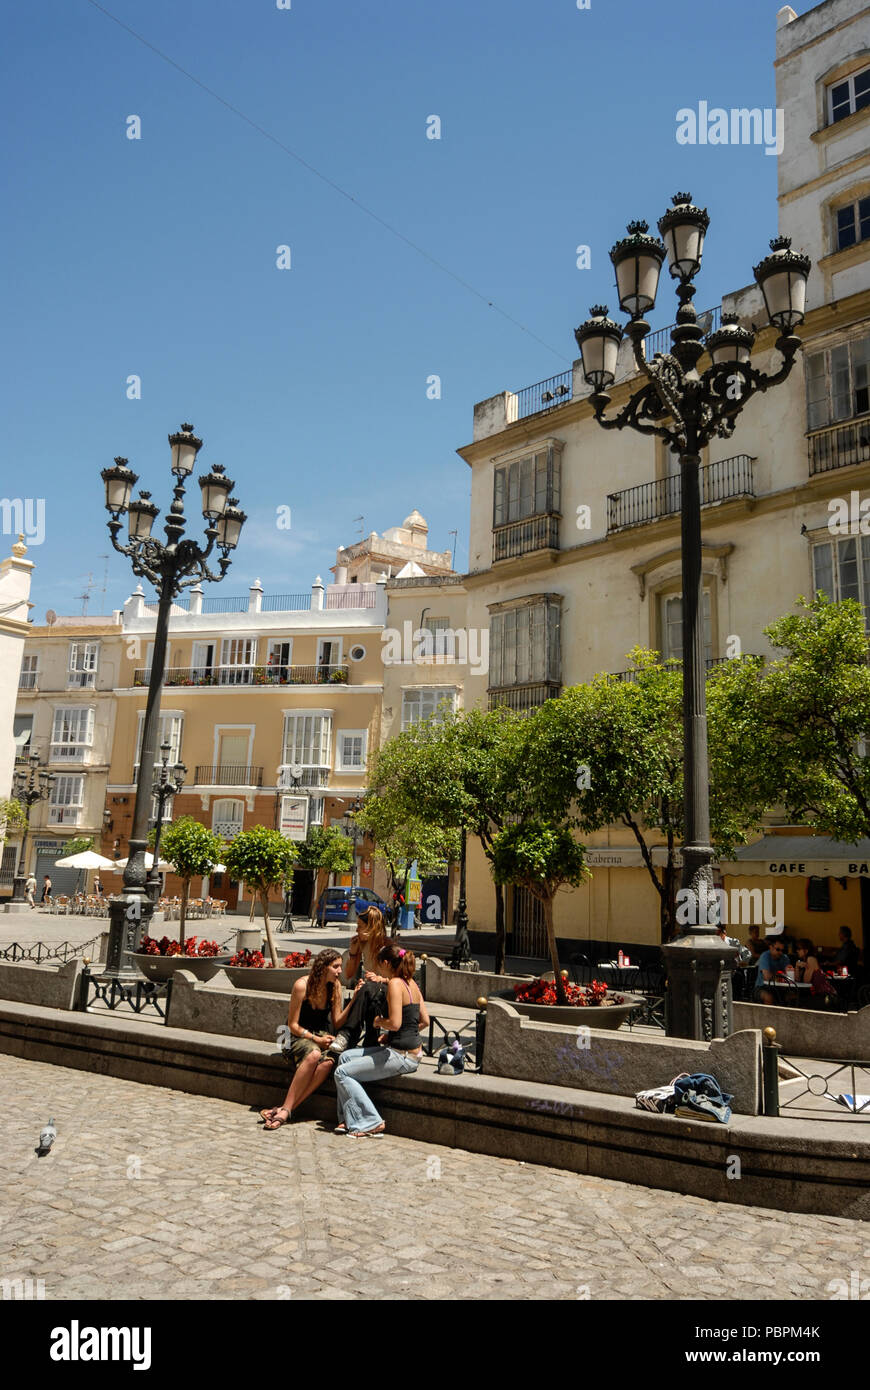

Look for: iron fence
[775,1053,870,1119]
[76,965,173,1022]
[808,417,870,476]
[0,936,101,963]
[260,593,312,611]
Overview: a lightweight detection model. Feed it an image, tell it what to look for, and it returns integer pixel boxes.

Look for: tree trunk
[493,880,506,975]
[261,889,279,968]
[660,859,678,942]
[542,893,566,1004]
[178,879,189,949]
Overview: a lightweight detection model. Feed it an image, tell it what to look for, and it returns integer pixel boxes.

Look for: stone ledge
[484,999,763,1114]
[0,958,82,1010]
[0,999,867,1218]
[734,999,870,1062]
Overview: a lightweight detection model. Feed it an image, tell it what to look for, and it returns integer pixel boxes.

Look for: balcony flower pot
[132,936,232,983]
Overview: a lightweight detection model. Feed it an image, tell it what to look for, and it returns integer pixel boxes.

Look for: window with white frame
[212,798,245,839]
[658,591,713,663]
[835,195,870,253]
[805,335,870,430]
[51,707,95,761]
[220,637,256,684]
[489,598,561,690]
[421,617,456,660]
[813,535,870,624]
[493,448,561,527]
[68,642,99,689]
[828,66,870,125]
[135,712,183,774]
[149,792,175,828]
[282,712,332,787]
[19,653,38,690]
[337,729,367,772]
[401,688,456,730]
[49,774,84,825]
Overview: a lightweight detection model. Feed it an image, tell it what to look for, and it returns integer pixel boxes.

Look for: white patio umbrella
[54,851,116,869]
[109,853,174,871]
[54,849,116,896]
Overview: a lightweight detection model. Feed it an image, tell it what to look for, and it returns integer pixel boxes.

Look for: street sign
[279,795,308,842]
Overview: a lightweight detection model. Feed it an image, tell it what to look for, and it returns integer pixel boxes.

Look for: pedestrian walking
[25,872,37,908]
[41,874,52,905]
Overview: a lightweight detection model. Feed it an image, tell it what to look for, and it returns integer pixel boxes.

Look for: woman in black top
[333,944,428,1137]
[260,948,358,1131]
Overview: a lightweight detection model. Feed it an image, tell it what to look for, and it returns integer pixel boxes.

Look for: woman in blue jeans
[333,943,428,1137]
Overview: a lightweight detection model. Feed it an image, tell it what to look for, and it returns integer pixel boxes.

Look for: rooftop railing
[511,371,573,423]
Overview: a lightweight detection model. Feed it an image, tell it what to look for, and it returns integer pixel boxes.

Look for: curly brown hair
[305,948,342,1006]
[354,906,387,971]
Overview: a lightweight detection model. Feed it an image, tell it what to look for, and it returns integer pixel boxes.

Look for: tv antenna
[448,530,458,568]
[352,515,365,541]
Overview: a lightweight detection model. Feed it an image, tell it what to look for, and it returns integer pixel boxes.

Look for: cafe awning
[718,837,870,877]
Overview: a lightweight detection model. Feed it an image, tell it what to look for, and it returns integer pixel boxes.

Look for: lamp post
[340,796,363,925]
[450,826,471,967]
[575,194,810,1040]
[100,423,246,979]
[10,754,55,902]
[146,740,186,904]
[279,764,303,933]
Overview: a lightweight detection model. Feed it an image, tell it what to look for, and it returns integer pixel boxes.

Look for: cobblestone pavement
[2,1055,868,1301]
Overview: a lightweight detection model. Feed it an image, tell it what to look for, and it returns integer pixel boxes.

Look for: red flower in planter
[513,976,623,1007]
[283,950,312,968]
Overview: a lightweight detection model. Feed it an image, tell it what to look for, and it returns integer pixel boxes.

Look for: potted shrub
[133,934,232,982]
[221,946,312,992]
[222,825,298,966]
[496,974,643,1029]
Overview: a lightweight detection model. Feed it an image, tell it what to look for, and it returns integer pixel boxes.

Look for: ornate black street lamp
[339,795,363,925]
[10,754,55,902]
[575,195,810,1040]
[146,740,187,903]
[450,826,471,967]
[100,423,246,979]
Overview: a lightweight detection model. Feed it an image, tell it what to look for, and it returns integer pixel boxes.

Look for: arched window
[212,799,244,839]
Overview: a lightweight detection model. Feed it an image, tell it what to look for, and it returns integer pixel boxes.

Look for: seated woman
[260,948,358,1131]
[326,906,390,1058]
[333,944,428,1138]
[793,938,820,985]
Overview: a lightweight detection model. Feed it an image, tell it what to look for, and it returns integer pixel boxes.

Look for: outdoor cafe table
[594,961,641,992]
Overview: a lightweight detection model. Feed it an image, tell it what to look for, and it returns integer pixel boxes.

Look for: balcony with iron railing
[18,671,37,691]
[607,454,755,533]
[488,681,562,712]
[194,765,264,787]
[808,416,870,476]
[609,656,753,682]
[510,371,573,423]
[132,663,350,688]
[493,513,560,563]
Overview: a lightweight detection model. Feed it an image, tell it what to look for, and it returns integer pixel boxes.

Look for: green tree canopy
[362,705,523,967]
[746,593,870,841]
[223,826,298,965]
[158,816,225,946]
[296,824,355,923]
[518,648,775,939]
[491,819,590,1002]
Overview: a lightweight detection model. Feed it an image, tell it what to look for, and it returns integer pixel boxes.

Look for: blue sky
[1,0,801,619]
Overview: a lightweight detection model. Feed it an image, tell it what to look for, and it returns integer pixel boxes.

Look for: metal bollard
[475,996,487,1072]
[761,1026,780,1116]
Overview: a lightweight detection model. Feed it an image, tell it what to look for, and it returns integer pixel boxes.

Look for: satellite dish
[45,610,57,625]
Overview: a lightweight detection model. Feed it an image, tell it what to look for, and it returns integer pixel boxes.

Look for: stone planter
[220,964,308,993]
[491,989,645,1030]
[132,953,233,984]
